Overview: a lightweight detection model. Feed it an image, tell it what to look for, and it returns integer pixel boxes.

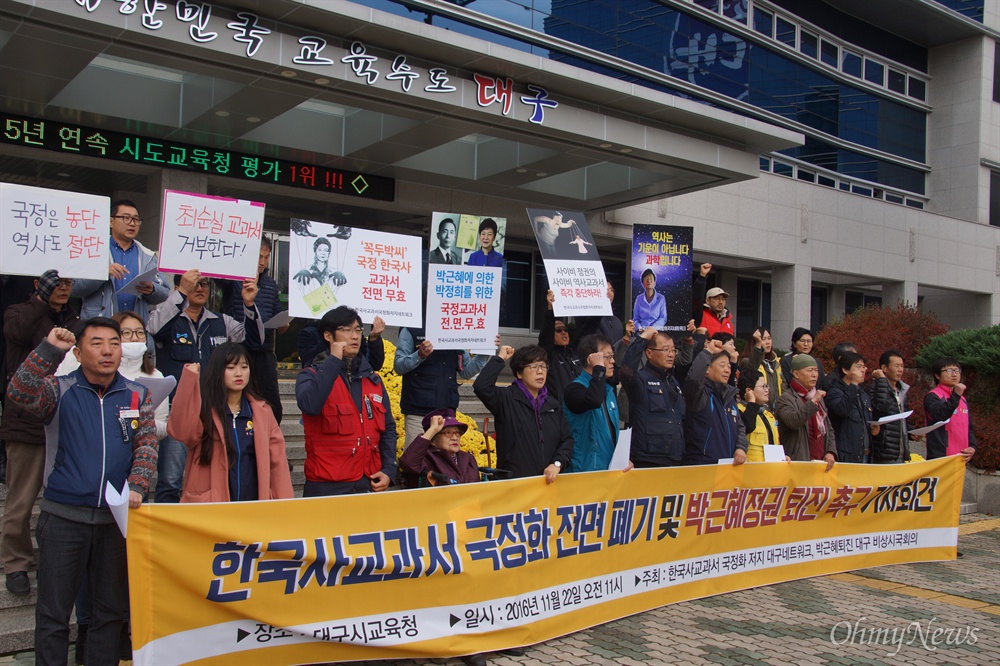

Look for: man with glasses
[619,326,685,467]
[563,334,622,472]
[296,306,397,496]
[146,268,263,503]
[924,359,977,463]
[0,270,78,595]
[73,200,168,327]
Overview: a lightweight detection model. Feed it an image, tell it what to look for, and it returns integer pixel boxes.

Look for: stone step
[0,605,41,655]
[960,502,978,515]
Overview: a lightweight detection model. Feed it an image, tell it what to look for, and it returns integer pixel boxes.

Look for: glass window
[811,287,829,333]
[852,184,873,196]
[773,162,793,177]
[736,278,761,339]
[909,77,926,101]
[865,59,884,85]
[800,31,818,58]
[775,17,796,47]
[906,199,924,209]
[797,169,816,182]
[500,250,533,328]
[993,42,1000,102]
[885,193,904,204]
[694,0,719,12]
[722,0,748,23]
[818,175,836,187]
[753,8,773,37]
[842,51,862,77]
[820,40,838,67]
[991,170,1000,227]
[760,156,771,171]
[887,69,906,94]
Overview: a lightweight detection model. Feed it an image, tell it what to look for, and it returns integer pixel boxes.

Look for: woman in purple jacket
[399,408,480,486]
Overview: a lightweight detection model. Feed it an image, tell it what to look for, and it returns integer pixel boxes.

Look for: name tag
[212,336,227,345]
[120,409,139,419]
[371,393,382,404]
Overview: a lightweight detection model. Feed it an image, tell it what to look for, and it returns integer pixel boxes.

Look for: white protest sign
[425,265,502,350]
[157,190,263,280]
[288,219,421,326]
[526,207,612,317]
[0,183,110,280]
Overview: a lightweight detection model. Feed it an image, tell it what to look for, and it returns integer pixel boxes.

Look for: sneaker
[5,571,29,595]
[462,654,488,666]
[499,647,525,656]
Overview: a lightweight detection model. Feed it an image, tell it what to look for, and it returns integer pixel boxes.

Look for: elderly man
[775,354,837,471]
[620,327,685,467]
[429,217,463,265]
[564,334,621,472]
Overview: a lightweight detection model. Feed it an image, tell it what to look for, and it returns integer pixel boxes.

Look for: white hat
[706,287,729,298]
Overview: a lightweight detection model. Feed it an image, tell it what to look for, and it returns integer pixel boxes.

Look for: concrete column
[829,286,847,322]
[882,280,918,307]
[138,170,209,251]
[771,263,811,351]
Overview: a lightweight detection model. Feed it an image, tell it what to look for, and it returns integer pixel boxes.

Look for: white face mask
[121,341,147,361]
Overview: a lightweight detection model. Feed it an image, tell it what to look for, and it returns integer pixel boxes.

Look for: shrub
[813,304,948,377]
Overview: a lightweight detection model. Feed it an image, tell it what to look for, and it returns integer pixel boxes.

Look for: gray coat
[775,390,837,462]
[72,239,169,322]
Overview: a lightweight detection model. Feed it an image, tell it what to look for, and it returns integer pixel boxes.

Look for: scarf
[513,379,549,439]
[790,378,827,460]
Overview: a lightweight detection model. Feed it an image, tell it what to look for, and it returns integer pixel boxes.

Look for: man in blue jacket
[620,326,685,467]
[6,319,158,666]
[72,200,169,328]
[564,334,620,472]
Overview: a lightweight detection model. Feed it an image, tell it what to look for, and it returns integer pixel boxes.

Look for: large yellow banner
[128,457,963,665]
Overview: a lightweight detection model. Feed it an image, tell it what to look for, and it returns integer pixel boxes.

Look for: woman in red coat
[167,343,293,502]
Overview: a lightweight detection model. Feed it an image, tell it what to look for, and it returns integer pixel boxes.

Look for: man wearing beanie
[775,354,837,471]
[0,270,78,595]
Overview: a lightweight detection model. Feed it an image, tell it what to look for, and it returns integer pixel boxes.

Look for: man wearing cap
[699,286,734,337]
[73,199,169,324]
[775,354,837,471]
[399,408,480,486]
[0,270,78,595]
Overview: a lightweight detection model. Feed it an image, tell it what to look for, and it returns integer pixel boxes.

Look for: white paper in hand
[870,410,913,425]
[104,480,130,538]
[263,311,293,329]
[717,458,735,465]
[116,267,160,297]
[909,419,950,437]
[608,428,632,470]
[134,376,177,409]
[763,444,786,463]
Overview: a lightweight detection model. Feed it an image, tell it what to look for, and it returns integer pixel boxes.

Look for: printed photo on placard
[288,218,421,326]
[631,225,693,332]
[526,207,611,317]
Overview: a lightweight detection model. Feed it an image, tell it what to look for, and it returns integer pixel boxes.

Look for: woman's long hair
[198,343,259,467]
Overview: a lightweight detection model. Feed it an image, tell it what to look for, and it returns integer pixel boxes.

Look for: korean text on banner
[288,219,421,326]
[157,190,264,280]
[0,182,110,280]
[631,225,693,332]
[526,207,611,317]
[425,265,502,350]
[128,457,963,665]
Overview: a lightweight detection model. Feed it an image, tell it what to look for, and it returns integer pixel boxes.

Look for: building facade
[1,0,997,350]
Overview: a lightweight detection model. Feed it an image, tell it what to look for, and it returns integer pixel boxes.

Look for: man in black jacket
[869,350,911,464]
[620,327,685,467]
[473,344,573,482]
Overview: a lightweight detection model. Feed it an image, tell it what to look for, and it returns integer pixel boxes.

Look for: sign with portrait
[631,225,693,332]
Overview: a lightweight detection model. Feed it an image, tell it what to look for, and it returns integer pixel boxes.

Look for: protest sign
[631,225,693,332]
[526,208,611,317]
[288,219,421,326]
[0,182,109,280]
[425,265,502,350]
[157,190,264,279]
[128,457,963,665]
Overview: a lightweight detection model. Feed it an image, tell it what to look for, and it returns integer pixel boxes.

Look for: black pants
[35,512,126,666]
[303,478,372,496]
[250,350,282,423]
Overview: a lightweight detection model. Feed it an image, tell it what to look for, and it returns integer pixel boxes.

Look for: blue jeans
[155,435,186,503]
[35,511,126,666]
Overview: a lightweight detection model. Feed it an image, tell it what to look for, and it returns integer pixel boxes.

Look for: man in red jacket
[699,287,734,336]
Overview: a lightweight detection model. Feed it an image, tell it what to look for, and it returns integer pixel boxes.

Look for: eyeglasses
[193,279,210,289]
[56,279,74,287]
[439,429,463,439]
[524,362,548,372]
[554,327,568,333]
[941,368,961,374]
[601,353,615,361]
[336,326,364,336]
[112,215,142,226]
[650,347,676,354]
[120,329,147,341]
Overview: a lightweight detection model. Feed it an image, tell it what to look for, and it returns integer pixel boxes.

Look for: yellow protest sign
[129,457,963,665]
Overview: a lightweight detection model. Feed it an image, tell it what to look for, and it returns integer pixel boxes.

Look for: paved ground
[3,515,997,666]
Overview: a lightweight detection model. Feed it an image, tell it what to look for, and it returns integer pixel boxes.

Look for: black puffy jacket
[868,377,911,462]
[826,376,874,463]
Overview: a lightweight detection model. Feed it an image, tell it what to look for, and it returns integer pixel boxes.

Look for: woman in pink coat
[167,342,293,502]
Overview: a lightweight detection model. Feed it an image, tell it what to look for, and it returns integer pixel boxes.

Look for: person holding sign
[620,327,685,467]
[6,320,157,666]
[682,339,749,466]
[632,268,667,329]
[563,335,622,472]
[73,200,169,326]
[146,269,263,503]
[737,369,783,462]
[296,306,397,496]
[166,343,292,503]
[924,358,977,463]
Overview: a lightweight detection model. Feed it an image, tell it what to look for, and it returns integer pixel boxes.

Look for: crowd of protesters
[0,204,979,666]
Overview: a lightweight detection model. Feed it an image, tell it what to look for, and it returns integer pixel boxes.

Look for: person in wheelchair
[398,408,481,486]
